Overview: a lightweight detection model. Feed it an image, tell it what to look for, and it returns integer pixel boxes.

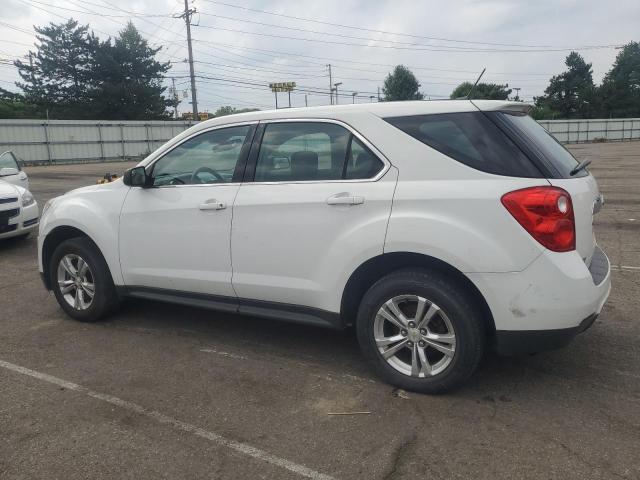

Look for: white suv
[37,100,611,393]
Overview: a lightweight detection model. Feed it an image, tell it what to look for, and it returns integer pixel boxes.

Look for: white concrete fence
[0,117,638,165]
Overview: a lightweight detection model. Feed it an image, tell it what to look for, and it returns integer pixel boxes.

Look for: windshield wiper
[570,159,592,176]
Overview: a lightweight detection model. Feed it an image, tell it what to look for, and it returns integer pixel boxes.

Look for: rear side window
[345,136,384,179]
[254,122,384,182]
[384,112,542,178]
[487,111,585,178]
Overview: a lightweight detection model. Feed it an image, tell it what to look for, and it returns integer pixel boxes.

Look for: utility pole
[326,64,333,105]
[171,77,179,119]
[377,87,381,102]
[334,82,342,105]
[305,94,308,107]
[178,0,198,119]
[513,87,521,102]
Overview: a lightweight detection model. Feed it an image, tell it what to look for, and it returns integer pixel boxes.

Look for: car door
[231,119,398,314]
[119,123,255,297]
[0,151,28,189]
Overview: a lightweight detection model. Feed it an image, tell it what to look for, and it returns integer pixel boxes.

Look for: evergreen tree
[92,22,172,119]
[382,65,424,101]
[600,41,640,118]
[535,52,598,119]
[450,81,511,100]
[213,106,260,117]
[14,19,98,119]
[0,88,42,119]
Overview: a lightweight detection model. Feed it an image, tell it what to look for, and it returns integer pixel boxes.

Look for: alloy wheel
[373,295,456,377]
[57,254,95,311]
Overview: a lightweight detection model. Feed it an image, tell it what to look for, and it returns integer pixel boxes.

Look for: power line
[199,0,621,50]
[193,23,617,53]
[196,11,620,53]
[190,40,566,77]
[25,0,174,18]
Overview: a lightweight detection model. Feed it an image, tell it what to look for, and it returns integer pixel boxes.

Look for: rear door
[231,119,397,312]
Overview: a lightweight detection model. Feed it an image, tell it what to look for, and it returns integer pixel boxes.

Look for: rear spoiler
[470,100,533,114]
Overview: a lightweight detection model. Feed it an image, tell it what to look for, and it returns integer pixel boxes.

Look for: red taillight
[501,186,575,252]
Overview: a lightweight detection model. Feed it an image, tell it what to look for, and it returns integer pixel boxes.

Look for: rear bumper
[495,313,598,355]
[468,244,611,354]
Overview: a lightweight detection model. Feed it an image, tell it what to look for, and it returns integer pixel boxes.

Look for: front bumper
[468,244,611,355]
[0,202,39,239]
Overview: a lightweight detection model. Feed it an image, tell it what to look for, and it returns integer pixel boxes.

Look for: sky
[1,0,639,115]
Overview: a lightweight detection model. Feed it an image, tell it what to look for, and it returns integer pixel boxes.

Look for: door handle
[199,200,226,210]
[326,193,365,206]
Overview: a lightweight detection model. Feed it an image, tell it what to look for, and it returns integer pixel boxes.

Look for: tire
[356,268,485,394]
[49,237,119,322]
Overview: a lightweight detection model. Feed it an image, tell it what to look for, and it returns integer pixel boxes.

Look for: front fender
[39,182,128,285]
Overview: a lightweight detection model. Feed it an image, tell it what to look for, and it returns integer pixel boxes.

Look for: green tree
[92,22,172,119]
[600,41,640,118]
[529,103,558,120]
[382,65,424,101]
[450,81,512,100]
[213,106,260,117]
[14,19,99,119]
[0,88,42,119]
[535,52,598,119]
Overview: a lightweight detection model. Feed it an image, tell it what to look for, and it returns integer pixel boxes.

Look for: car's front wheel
[356,269,485,394]
[49,237,119,322]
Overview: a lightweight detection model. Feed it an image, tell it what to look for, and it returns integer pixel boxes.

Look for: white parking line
[0,359,336,480]
[611,265,640,272]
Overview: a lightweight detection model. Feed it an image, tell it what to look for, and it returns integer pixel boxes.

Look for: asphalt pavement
[1,143,639,479]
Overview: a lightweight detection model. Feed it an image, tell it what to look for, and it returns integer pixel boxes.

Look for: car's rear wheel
[356,269,485,394]
[49,237,119,322]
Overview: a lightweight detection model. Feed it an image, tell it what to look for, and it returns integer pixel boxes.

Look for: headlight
[21,190,36,207]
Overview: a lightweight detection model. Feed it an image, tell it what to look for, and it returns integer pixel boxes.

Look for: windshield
[489,111,586,178]
[0,152,20,171]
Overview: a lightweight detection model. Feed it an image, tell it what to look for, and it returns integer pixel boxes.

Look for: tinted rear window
[384,112,542,178]
[487,111,585,178]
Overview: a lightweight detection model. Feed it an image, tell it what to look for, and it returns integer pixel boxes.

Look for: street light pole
[351,92,358,104]
[326,64,333,105]
[334,82,342,105]
[513,87,522,101]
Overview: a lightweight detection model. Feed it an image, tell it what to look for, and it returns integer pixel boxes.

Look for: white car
[0,179,39,240]
[37,100,610,393]
[0,151,29,190]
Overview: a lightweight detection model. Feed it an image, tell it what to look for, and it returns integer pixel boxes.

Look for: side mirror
[0,167,20,177]
[123,166,150,187]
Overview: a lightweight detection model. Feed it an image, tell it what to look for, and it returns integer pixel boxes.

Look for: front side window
[254,122,383,182]
[384,112,542,178]
[0,151,20,171]
[152,125,252,186]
